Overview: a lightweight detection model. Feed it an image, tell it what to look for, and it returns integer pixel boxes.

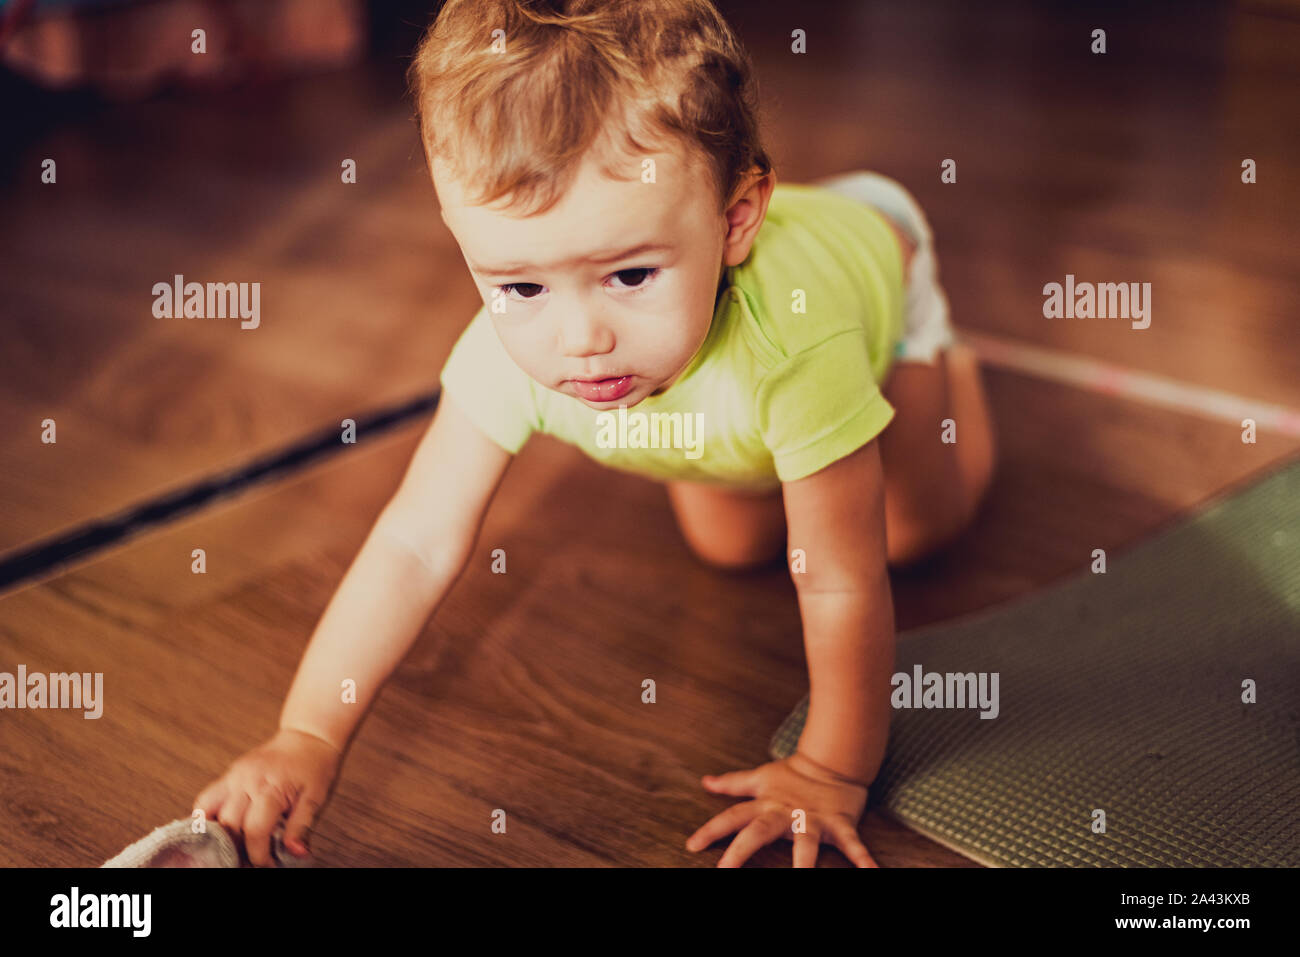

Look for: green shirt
[438,181,905,490]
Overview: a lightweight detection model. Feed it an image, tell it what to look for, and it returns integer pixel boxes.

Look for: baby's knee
[684,535,784,573]
[885,478,978,568]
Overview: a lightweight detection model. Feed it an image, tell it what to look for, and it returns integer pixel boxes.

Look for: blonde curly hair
[408,0,772,216]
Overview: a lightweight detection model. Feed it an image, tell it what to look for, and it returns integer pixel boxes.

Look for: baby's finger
[243,790,288,867]
[792,829,822,868]
[192,779,229,821]
[700,767,762,797]
[216,790,251,836]
[283,788,325,856]
[825,820,878,868]
[716,815,785,868]
[685,800,762,852]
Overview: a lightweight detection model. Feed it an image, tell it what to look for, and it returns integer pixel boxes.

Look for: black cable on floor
[0,390,440,592]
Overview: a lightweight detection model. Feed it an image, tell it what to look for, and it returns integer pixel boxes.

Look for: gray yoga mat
[770,457,1300,867]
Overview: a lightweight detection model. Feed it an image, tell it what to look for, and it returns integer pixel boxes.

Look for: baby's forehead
[435,135,713,218]
[437,152,714,262]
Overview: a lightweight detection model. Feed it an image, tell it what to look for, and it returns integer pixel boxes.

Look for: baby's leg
[877,344,996,567]
[664,350,995,573]
[665,479,786,572]
[666,194,990,572]
[880,216,917,276]
[663,336,996,572]
[944,343,998,514]
[862,183,995,564]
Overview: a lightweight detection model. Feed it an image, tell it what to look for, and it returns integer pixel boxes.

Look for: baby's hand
[686,753,877,868]
[193,728,342,866]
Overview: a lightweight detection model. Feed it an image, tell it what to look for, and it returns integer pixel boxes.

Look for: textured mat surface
[770,458,1300,867]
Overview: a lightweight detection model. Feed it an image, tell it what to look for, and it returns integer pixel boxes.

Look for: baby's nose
[557,309,615,356]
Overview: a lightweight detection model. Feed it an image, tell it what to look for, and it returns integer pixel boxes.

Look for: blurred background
[2,0,1298,571]
[0,0,1297,867]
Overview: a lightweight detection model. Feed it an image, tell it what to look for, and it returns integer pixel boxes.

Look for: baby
[194,0,996,868]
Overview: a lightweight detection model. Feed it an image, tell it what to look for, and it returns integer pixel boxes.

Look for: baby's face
[434,142,740,409]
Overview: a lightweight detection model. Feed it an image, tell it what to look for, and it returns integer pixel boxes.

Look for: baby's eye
[499,282,545,300]
[607,267,660,290]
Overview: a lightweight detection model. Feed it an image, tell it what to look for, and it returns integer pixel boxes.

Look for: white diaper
[812,170,956,365]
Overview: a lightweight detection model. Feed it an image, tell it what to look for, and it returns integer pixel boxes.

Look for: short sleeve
[438,308,537,454]
[755,327,895,482]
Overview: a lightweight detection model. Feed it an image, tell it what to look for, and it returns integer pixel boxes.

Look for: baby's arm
[278,391,513,752]
[780,438,895,785]
[196,393,512,865]
[685,439,894,867]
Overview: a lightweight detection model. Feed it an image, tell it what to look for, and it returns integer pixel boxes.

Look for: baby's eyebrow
[471,241,673,277]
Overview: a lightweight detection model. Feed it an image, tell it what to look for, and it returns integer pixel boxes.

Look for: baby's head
[409,0,773,408]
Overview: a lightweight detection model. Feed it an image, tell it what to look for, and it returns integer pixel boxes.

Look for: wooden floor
[2,0,1298,867]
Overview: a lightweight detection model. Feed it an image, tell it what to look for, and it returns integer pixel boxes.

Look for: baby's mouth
[568,375,635,403]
